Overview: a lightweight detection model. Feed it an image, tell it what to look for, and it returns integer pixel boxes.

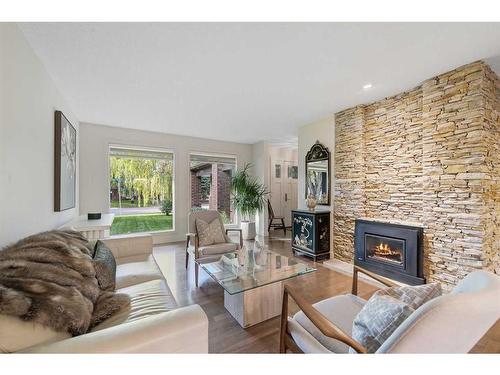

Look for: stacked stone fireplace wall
[333,61,500,290]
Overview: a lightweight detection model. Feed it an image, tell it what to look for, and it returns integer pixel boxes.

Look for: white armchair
[281,266,500,354]
[186,210,243,286]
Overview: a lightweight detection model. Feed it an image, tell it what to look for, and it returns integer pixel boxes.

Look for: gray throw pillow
[351,282,442,353]
[93,240,117,291]
[86,239,98,258]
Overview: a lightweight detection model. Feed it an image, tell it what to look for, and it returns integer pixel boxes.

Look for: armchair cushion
[377,271,500,353]
[198,242,239,256]
[292,294,366,353]
[196,218,226,246]
[352,283,441,353]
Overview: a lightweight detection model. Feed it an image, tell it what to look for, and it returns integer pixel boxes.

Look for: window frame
[108,143,176,235]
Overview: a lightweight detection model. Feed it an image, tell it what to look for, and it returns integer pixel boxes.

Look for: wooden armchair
[186,210,243,287]
[280,266,500,353]
[280,266,396,353]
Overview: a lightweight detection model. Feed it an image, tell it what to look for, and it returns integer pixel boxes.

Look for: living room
[1,1,499,373]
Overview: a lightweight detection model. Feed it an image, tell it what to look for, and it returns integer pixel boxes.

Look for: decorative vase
[241,221,256,240]
[306,194,317,211]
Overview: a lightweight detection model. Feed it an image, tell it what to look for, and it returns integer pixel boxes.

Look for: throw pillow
[93,240,117,291]
[196,218,226,246]
[351,282,442,353]
[85,239,98,258]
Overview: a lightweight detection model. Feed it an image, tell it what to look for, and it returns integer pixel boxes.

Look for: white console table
[64,213,115,240]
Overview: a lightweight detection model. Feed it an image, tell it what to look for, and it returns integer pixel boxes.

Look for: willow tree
[110,157,173,207]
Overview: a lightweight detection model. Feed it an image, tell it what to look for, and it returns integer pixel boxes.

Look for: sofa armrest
[101,234,153,264]
[23,305,208,353]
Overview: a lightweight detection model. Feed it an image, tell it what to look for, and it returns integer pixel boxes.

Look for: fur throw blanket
[0,230,130,336]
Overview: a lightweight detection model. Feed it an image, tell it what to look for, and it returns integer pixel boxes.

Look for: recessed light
[363,83,373,90]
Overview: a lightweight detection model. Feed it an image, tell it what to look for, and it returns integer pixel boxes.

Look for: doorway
[270,157,298,227]
[189,153,237,224]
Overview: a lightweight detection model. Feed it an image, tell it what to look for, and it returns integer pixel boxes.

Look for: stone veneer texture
[333,61,500,289]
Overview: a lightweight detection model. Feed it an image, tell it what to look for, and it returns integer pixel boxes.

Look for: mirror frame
[305,140,331,205]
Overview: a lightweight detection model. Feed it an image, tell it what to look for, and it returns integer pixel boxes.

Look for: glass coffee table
[196,244,316,328]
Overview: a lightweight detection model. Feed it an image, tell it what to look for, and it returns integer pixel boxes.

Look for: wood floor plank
[153,233,500,353]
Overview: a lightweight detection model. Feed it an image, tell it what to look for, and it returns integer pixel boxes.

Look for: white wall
[251,141,270,237]
[0,23,79,248]
[79,122,252,244]
[268,145,298,165]
[298,116,335,253]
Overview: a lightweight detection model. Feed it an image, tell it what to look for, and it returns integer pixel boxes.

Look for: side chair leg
[281,218,286,236]
[185,236,190,269]
[195,262,199,287]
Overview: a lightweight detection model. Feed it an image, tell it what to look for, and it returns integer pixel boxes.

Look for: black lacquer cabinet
[291,209,330,261]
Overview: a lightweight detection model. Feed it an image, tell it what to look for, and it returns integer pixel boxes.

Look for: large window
[189,153,236,224]
[109,146,174,235]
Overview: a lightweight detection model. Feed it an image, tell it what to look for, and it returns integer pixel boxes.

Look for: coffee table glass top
[196,244,316,295]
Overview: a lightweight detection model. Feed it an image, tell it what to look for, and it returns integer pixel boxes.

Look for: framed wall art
[54,110,76,211]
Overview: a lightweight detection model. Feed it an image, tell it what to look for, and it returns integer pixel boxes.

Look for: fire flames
[373,242,400,258]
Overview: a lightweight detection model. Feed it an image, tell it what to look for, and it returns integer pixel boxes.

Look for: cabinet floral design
[293,216,313,250]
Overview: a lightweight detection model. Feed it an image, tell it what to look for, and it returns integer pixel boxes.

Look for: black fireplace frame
[354,219,425,285]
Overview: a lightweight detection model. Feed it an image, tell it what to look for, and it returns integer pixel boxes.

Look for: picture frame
[54,110,76,211]
[305,140,330,205]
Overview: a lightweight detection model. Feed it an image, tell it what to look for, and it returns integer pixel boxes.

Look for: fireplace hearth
[354,219,425,285]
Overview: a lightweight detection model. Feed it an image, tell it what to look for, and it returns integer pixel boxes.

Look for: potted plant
[231,163,268,240]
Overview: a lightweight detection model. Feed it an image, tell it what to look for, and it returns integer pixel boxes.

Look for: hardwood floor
[153,232,499,353]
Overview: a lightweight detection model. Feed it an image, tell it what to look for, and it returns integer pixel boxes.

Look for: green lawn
[111,213,173,235]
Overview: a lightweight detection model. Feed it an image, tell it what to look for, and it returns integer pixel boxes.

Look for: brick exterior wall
[191,171,202,207]
[209,164,219,210]
[189,163,231,218]
[333,61,500,290]
[217,168,232,217]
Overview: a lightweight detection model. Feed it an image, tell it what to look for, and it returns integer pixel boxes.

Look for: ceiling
[19,23,500,144]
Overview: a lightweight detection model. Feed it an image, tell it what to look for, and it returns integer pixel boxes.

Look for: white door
[269,160,298,227]
[282,161,298,226]
[270,161,283,219]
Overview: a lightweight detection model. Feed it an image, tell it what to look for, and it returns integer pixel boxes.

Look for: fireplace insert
[354,219,425,285]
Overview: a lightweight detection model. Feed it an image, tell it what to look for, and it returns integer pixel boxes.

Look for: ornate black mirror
[305,141,330,205]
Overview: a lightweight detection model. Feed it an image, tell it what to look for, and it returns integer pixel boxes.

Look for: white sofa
[0,234,208,353]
